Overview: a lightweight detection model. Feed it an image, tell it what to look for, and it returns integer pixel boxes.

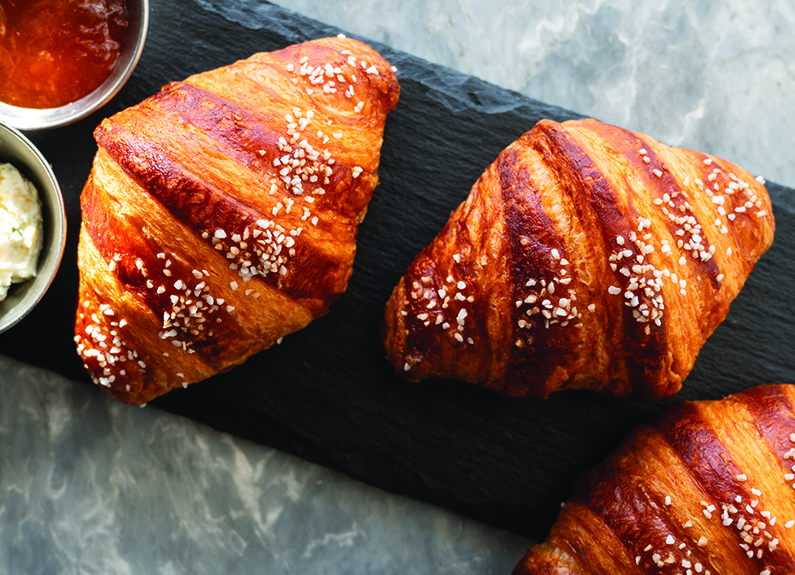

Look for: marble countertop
[1,1,792,573]
[278,0,795,190]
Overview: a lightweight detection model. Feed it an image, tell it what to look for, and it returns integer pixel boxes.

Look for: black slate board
[3,0,794,540]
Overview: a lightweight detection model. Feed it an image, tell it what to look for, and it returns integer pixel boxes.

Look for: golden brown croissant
[74,37,399,404]
[383,118,774,401]
[513,384,795,575]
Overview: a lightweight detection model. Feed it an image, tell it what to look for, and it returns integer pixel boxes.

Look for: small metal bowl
[0,0,149,131]
[0,122,66,334]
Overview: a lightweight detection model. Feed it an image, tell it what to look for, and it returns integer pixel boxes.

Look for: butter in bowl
[0,121,66,334]
[0,163,43,302]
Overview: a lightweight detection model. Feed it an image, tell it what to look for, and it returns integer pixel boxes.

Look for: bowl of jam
[0,0,149,131]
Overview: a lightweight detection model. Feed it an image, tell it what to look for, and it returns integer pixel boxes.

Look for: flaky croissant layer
[75,37,399,404]
[513,384,795,575]
[383,119,774,401]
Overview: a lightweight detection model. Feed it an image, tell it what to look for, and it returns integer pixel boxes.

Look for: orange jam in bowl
[0,0,129,109]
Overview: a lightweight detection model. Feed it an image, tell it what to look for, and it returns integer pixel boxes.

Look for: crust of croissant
[383,118,774,401]
[513,384,795,575]
[75,37,399,404]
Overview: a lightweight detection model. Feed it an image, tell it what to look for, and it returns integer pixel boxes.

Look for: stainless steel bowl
[0,0,149,131]
[0,122,67,333]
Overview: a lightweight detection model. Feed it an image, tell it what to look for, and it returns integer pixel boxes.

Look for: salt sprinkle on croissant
[514,384,795,575]
[383,119,774,401]
[75,37,399,404]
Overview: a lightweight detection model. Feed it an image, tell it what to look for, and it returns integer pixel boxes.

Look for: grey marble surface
[275,0,795,189]
[2,0,793,573]
[0,355,528,574]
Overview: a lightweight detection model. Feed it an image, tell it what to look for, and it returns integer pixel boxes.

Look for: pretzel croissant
[514,384,795,575]
[383,119,774,401]
[75,37,399,404]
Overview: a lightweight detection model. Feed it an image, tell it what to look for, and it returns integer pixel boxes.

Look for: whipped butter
[0,163,43,302]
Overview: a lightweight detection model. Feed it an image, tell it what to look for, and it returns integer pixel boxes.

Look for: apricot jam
[0,0,129,109]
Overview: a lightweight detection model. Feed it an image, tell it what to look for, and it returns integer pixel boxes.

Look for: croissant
[383,118,774,401]
[74,37,400,404]
[513,383,795,575]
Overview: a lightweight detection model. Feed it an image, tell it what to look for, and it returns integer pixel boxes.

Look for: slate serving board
[2,0,794,540]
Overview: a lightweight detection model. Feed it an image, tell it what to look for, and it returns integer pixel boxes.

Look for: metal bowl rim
[0,121,67,333]
[0,0,150,131]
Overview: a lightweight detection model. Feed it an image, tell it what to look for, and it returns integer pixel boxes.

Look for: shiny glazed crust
[383,119,774,401]
[75,37,400,404]
[513,384,795,575]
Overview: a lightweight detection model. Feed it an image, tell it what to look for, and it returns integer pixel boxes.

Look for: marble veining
[0,356,529,574]
[272,0,795,188]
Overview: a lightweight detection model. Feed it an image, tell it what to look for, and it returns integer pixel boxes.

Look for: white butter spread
[0,163,43,302]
